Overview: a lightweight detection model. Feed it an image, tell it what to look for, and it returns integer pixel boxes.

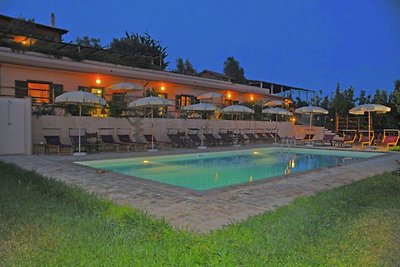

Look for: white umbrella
[221,105,254,145]
[295,105,328,142]
[106,82,143,91]
[197,92,222,100]
[128,96,173,151]
[264,100,284,107]
[183,103,217,149]
[55,91,106,155]
[294,105,328,127]
[263,107,293,143]
[349,104,391,146]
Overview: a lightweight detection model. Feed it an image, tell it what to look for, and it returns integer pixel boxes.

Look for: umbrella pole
[309,113,313,142]
[368,111,371,147]
[78,103,81,153]
[151,108,154,150]
[275,114,278,143]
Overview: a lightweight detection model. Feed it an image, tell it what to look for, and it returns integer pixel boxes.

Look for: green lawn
[1,161,399,266]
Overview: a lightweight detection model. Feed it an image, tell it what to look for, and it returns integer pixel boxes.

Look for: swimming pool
[77,148,382,191]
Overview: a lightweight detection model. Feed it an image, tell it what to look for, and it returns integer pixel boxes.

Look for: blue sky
[1,0,399,96]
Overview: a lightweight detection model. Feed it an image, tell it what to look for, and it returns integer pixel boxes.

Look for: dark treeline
[293,80,400,131]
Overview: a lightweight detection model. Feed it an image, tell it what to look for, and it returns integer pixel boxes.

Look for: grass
[1,161,400,266]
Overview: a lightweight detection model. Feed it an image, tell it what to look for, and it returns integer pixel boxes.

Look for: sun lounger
[70,135,99,153]
[357,131,374,147]
[167,133,186,147]
[203,133,221,146]
[44,135,74,155]
[380,129,400,148]
[144,134,171,150]
[313,134,335,146]
[245,133,259,143]
[117,134,143,152]
[99,134,123,152]
[218,132,234,145]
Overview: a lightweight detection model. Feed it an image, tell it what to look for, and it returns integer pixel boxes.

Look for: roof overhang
[0,47,286,100]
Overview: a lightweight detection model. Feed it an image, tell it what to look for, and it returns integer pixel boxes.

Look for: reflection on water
[94,149,359,191]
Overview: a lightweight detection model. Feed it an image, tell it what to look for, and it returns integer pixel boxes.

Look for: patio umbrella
[349,104,391,146]
[128,96,173,151]
[221,105,254,145]
[106,82,143,91]
[183,103,217,149]
[294,105,328,142]
[55,91,106,156]
[264,100,284,107]
[262,107,293,143]
[197,92,222,100]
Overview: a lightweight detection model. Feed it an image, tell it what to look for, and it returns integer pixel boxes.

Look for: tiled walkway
[1,146,399,233]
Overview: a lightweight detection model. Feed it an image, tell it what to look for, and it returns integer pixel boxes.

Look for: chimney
[50,13,55,27]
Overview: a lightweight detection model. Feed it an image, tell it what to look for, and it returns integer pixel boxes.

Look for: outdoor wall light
[95,79,102,84]
[160,86,165,91]
[250,96,254,101]
[227,93,231,99]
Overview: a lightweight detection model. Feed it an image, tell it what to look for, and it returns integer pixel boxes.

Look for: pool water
[77,148,381,191]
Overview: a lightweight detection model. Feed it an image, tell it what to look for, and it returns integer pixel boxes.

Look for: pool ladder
[280,137,295,151]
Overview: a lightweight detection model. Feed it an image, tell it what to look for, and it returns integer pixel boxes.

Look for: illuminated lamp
[95,79,102,85]
[160,86,165,91]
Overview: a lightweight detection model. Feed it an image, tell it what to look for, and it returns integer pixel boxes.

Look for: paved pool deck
[1,145,399,233]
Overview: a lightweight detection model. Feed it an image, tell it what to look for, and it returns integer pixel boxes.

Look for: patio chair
[69,135,98,153]
[117,134,143,152]
[245,133,259,143]
[144,134,171,150]
[236,132,248,145]
[313,134,335,146]
[44,135,74,155]
[357,131,374,147]
[99,134,124,152]
[85,131,101,152]
[342,130,358,147]
[218,132,234,145]
[380,129,400,148]
[185,128,202,147]
[203,133,221,146]
[167,133,186,147]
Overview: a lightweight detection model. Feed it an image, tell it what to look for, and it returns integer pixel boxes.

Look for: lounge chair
[358,131,374,147]
[117,134,144,152]
[44,135,74,155]
[188,133,202,146]
[245,133,259,143]
[236,132,247,145]
[203,133,221,146]
[144,134,171,150]
[380,129,400,148]
[167,133,186,147]
[99,134,124,152]
[342,130,357,147]
[218,132,234,145]
[313,134,335,146]
[69,135,99,153]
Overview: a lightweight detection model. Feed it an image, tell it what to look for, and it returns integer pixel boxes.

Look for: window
[158,93,167,99]
[177,94,194,109]
[224,99,239,106]
[91,88,103,98]
[28,82,51,103]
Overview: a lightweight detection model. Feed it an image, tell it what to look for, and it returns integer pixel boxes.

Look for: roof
[0,14,68,35]
[199,70,233,80]
[0,46,286,101]
[247,79,315,94]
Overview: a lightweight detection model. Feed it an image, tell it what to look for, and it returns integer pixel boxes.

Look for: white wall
[32,115,324,145]
[0,97,32,155]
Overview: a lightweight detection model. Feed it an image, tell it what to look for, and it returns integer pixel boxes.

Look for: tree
[175,58,185,74]
[389,80,400,128]
[175,58,197,75]
[223,56,246,84]
[110,32,168,70]
[358,90,370,105]
[75,36,101,48]
[184,59,197,76]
